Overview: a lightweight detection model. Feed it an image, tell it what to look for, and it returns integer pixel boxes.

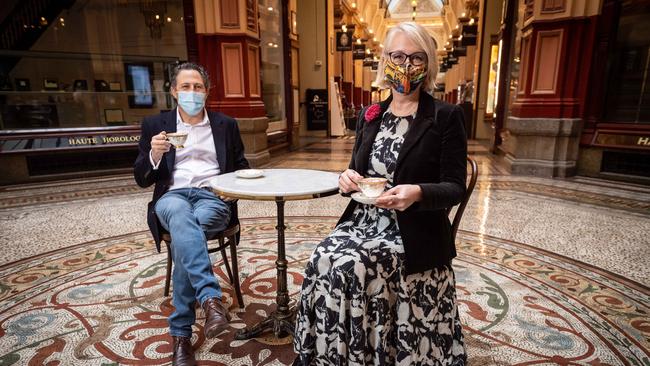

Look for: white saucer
[235,169,264,179]
[351,192,378,205]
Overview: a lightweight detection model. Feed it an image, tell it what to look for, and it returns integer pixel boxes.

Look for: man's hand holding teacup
[151,131,171,165]
[339,169,363,194]
[374,184,422,211]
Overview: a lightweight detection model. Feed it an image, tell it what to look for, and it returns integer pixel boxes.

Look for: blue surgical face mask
[176,91,206,116]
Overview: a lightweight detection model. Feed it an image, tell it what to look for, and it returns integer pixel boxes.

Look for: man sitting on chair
[133,62,249,366]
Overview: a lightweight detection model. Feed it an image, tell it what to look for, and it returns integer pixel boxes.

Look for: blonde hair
[374,22,438,93]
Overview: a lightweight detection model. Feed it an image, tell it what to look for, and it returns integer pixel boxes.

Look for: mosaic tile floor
[1,137,649,365]
[0,218,648,365]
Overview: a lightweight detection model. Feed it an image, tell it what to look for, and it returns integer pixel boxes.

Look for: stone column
[501,0,601,177]
[193,0,270,166]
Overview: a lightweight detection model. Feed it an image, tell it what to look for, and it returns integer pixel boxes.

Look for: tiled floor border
[1,217,648,296]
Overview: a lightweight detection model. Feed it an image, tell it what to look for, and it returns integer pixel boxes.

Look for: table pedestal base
[235,200,297,340]
[234,308,296,340]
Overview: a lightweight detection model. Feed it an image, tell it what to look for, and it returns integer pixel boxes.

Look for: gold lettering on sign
[594,132,650,150]
[102,135,140,144]
[68,137,98,145]
[66,135,139,146]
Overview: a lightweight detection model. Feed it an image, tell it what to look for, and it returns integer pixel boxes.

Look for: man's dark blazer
[339,91,467,274]
[133,108,249,252]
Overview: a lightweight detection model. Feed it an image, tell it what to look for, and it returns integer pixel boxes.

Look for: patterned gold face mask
[383,59,427,95]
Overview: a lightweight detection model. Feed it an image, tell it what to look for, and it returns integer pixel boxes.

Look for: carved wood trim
[246,0,258,33]
[247,45,260,97]
[524,0,535,21]
[221,43,246,98]
[531,29,563,95]
[220,0,240,28]
[518,33,532,95]
[541,0,565,13]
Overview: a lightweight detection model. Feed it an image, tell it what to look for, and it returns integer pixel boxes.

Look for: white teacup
[357,177,387,198]
[167,132,188,149]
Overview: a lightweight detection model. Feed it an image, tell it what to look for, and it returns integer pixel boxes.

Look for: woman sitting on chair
[293,22,468,365]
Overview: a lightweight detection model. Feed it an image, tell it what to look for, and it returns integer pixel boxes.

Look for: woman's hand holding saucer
[375,184,422,211]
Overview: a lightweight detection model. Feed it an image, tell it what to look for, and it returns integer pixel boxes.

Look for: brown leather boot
[171,336,196,366]
[202,297,231,338]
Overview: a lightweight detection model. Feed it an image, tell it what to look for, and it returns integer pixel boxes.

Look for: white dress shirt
[149,109,220,190]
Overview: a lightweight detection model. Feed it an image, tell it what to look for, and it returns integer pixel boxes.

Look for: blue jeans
[154,187,231,338]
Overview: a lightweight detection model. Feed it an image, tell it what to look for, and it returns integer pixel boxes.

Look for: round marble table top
[209,168,340,201]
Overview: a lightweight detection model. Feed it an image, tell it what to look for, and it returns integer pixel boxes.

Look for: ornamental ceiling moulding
[387,0,440,14]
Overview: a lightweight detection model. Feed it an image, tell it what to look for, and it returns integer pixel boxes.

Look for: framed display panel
[95,80,110,92]
[15,78,30,91]
[352,44,366,60]
[73,79,88,91]
[0,75,12,90]
[124,62,155,108]
[104,108,125,125]
[109,82,122,92]
[43,78,58,91]
[336,31,353,51]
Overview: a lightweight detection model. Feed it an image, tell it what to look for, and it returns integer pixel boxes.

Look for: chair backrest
[449,157,478,244]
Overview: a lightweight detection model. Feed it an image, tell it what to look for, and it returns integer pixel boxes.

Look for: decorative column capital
[523,0,602,28]
[194,0,259,38]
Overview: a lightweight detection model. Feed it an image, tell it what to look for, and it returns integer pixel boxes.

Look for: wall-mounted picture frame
[43,78,58,91]
[291,11,297,35]
[73,79,88,91]
[109,82,122,92]
[104,108,125,125]
[15,78,31,91]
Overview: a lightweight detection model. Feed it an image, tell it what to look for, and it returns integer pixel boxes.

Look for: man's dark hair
[170,62,211,91]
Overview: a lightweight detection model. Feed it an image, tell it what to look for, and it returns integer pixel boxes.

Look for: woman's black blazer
[338,92,468,274]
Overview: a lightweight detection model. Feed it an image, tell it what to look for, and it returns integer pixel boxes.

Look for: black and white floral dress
[294,111,467,366]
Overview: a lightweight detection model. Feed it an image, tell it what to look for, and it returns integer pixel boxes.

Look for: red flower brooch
[364,104,381,123]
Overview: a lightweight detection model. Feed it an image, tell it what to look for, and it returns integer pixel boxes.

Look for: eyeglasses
[177,83,206,92]
[388,51,428,66]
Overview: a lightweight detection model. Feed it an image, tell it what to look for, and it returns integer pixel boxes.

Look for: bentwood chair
[161,203,245,308]
[447,157,479,244]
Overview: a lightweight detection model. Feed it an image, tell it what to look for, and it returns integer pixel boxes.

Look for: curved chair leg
[164,241,172,297]
[229,235,245,308]
[219,237,234,284]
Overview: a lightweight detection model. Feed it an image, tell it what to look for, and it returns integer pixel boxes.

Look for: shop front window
[259,0,286,129]
[604,1,650,123]
[0,0,187,131]
[486,43,501,117]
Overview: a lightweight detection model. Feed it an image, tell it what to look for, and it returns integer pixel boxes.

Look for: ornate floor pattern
[1,217,648,365]
[2,173,648,215]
